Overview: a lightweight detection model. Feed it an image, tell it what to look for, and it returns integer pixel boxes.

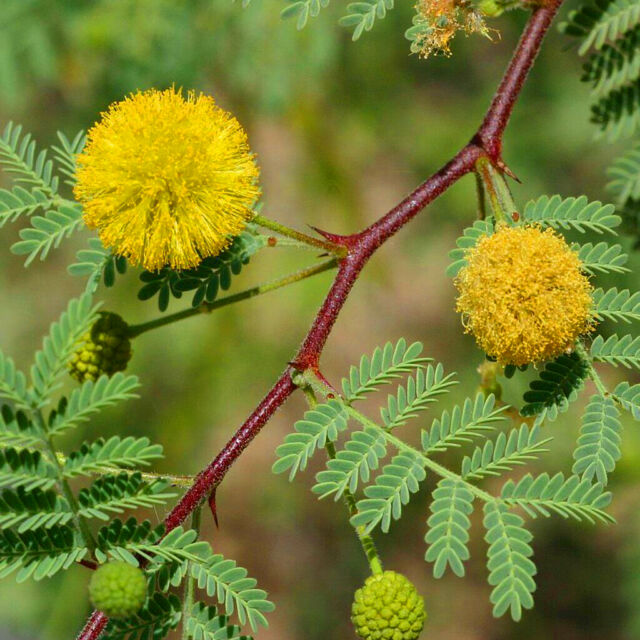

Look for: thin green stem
[267,237,330,252]
[181,506,202,640]
[303,370,495,504]
[128,258,338,338]
[575,340,608,397]
[346,405,495,503]
[53,452,194,488]
[297,379,383,575]
[475,157,517,225]
[475,171,487,221]
[32,411,98,554]
[253,214,347,257]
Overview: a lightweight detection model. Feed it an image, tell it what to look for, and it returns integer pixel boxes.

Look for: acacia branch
[76,3,562,637]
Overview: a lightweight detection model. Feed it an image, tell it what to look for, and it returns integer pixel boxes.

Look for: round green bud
[69,312,132,383]
[351,571,426,640]
[476,0,504,16]
[476,380,503,401]
[89,561,147,619]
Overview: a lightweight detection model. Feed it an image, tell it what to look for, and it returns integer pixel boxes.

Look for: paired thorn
[208,489,219,529]
[308,225,355,252]
[496,158,521,183]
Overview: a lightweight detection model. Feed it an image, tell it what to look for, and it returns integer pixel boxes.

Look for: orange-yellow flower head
[455,225,594,366]
[413,0,493,58]
[74,88,260,271]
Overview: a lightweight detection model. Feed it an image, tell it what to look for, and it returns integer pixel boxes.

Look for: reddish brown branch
[76,3,562,637]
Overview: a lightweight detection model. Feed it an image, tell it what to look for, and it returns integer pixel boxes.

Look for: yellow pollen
[414,0,493,58]
[454,225,595,366]
[74,88,260,271]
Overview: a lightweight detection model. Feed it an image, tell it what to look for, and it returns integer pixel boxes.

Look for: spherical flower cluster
[74,88,260,271]
[455,225,594,366]
[351,571,426,640]
[69,312,132,383]
[413,0,493,58]
[89,561,147,619]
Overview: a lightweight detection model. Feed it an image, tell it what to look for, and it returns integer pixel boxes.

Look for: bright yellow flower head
[74,88,260,271]
[455,225,594,366]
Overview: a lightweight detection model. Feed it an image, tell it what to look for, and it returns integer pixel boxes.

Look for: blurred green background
[1,1,639,639]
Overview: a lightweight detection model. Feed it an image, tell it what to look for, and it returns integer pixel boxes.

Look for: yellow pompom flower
[74,88,260,271]
[455,225,595,367]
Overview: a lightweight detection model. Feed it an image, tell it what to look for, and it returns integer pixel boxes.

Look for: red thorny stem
[76,3,562,637]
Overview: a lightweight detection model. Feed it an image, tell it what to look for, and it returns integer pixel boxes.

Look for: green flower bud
[89,561,147,619]
[69,312,132,383]
[352,571,426,640]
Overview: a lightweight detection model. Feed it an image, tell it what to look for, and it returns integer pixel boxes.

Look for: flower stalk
[253,213,347,257]
[127,258,338,338]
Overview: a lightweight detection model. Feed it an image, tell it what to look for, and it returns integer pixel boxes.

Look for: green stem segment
[253,214,347,257]
[32,411,98,555]
[575,340,608,397]
[302,370,495,504]
[297,379,383,576]
[475,171,487,221]
[53,452,194,489]
[127,258,338,338]
[475,157,517,225]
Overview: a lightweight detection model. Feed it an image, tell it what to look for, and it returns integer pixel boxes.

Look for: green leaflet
[501,472,614,524]
[63,436,164,478]
[68,238,127,294]
[0,187,54,228]
[272,399,349,480]
[590,333,640,367]
[0,525,87,582]
[520,352,589,419]
[575,241,630,273]
[0,488,72,533]
[0,122,58,196]
[446,219,494,277]
[341,338,429,401]
[424,478,474,578]
[102,592,182,640]
[339,0,395,41]
[0,351,29,408]
[561,0,640,55]
[29,293,99,405]
[461,424,551,481]
[313,427,387,499]
[186,602,250,640]
[483,501,536,621]
[48,373,140,436]
[421,393,506,454]
[572,394,622,485]
[522,194,621,233]
[190,553,275,632]
[77,473,177,521]
[607,143,640,204]
[138,231,268,312]
[583,26,640,97]
[0,448,57,492]
[350,452,427,534]
[51,130,85,186]
[613,380,640,418]
[380,363,457,429]
[11,202,84,266]
[281,0,330,29]
[0,406,40,449]
[592,287,640,322]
